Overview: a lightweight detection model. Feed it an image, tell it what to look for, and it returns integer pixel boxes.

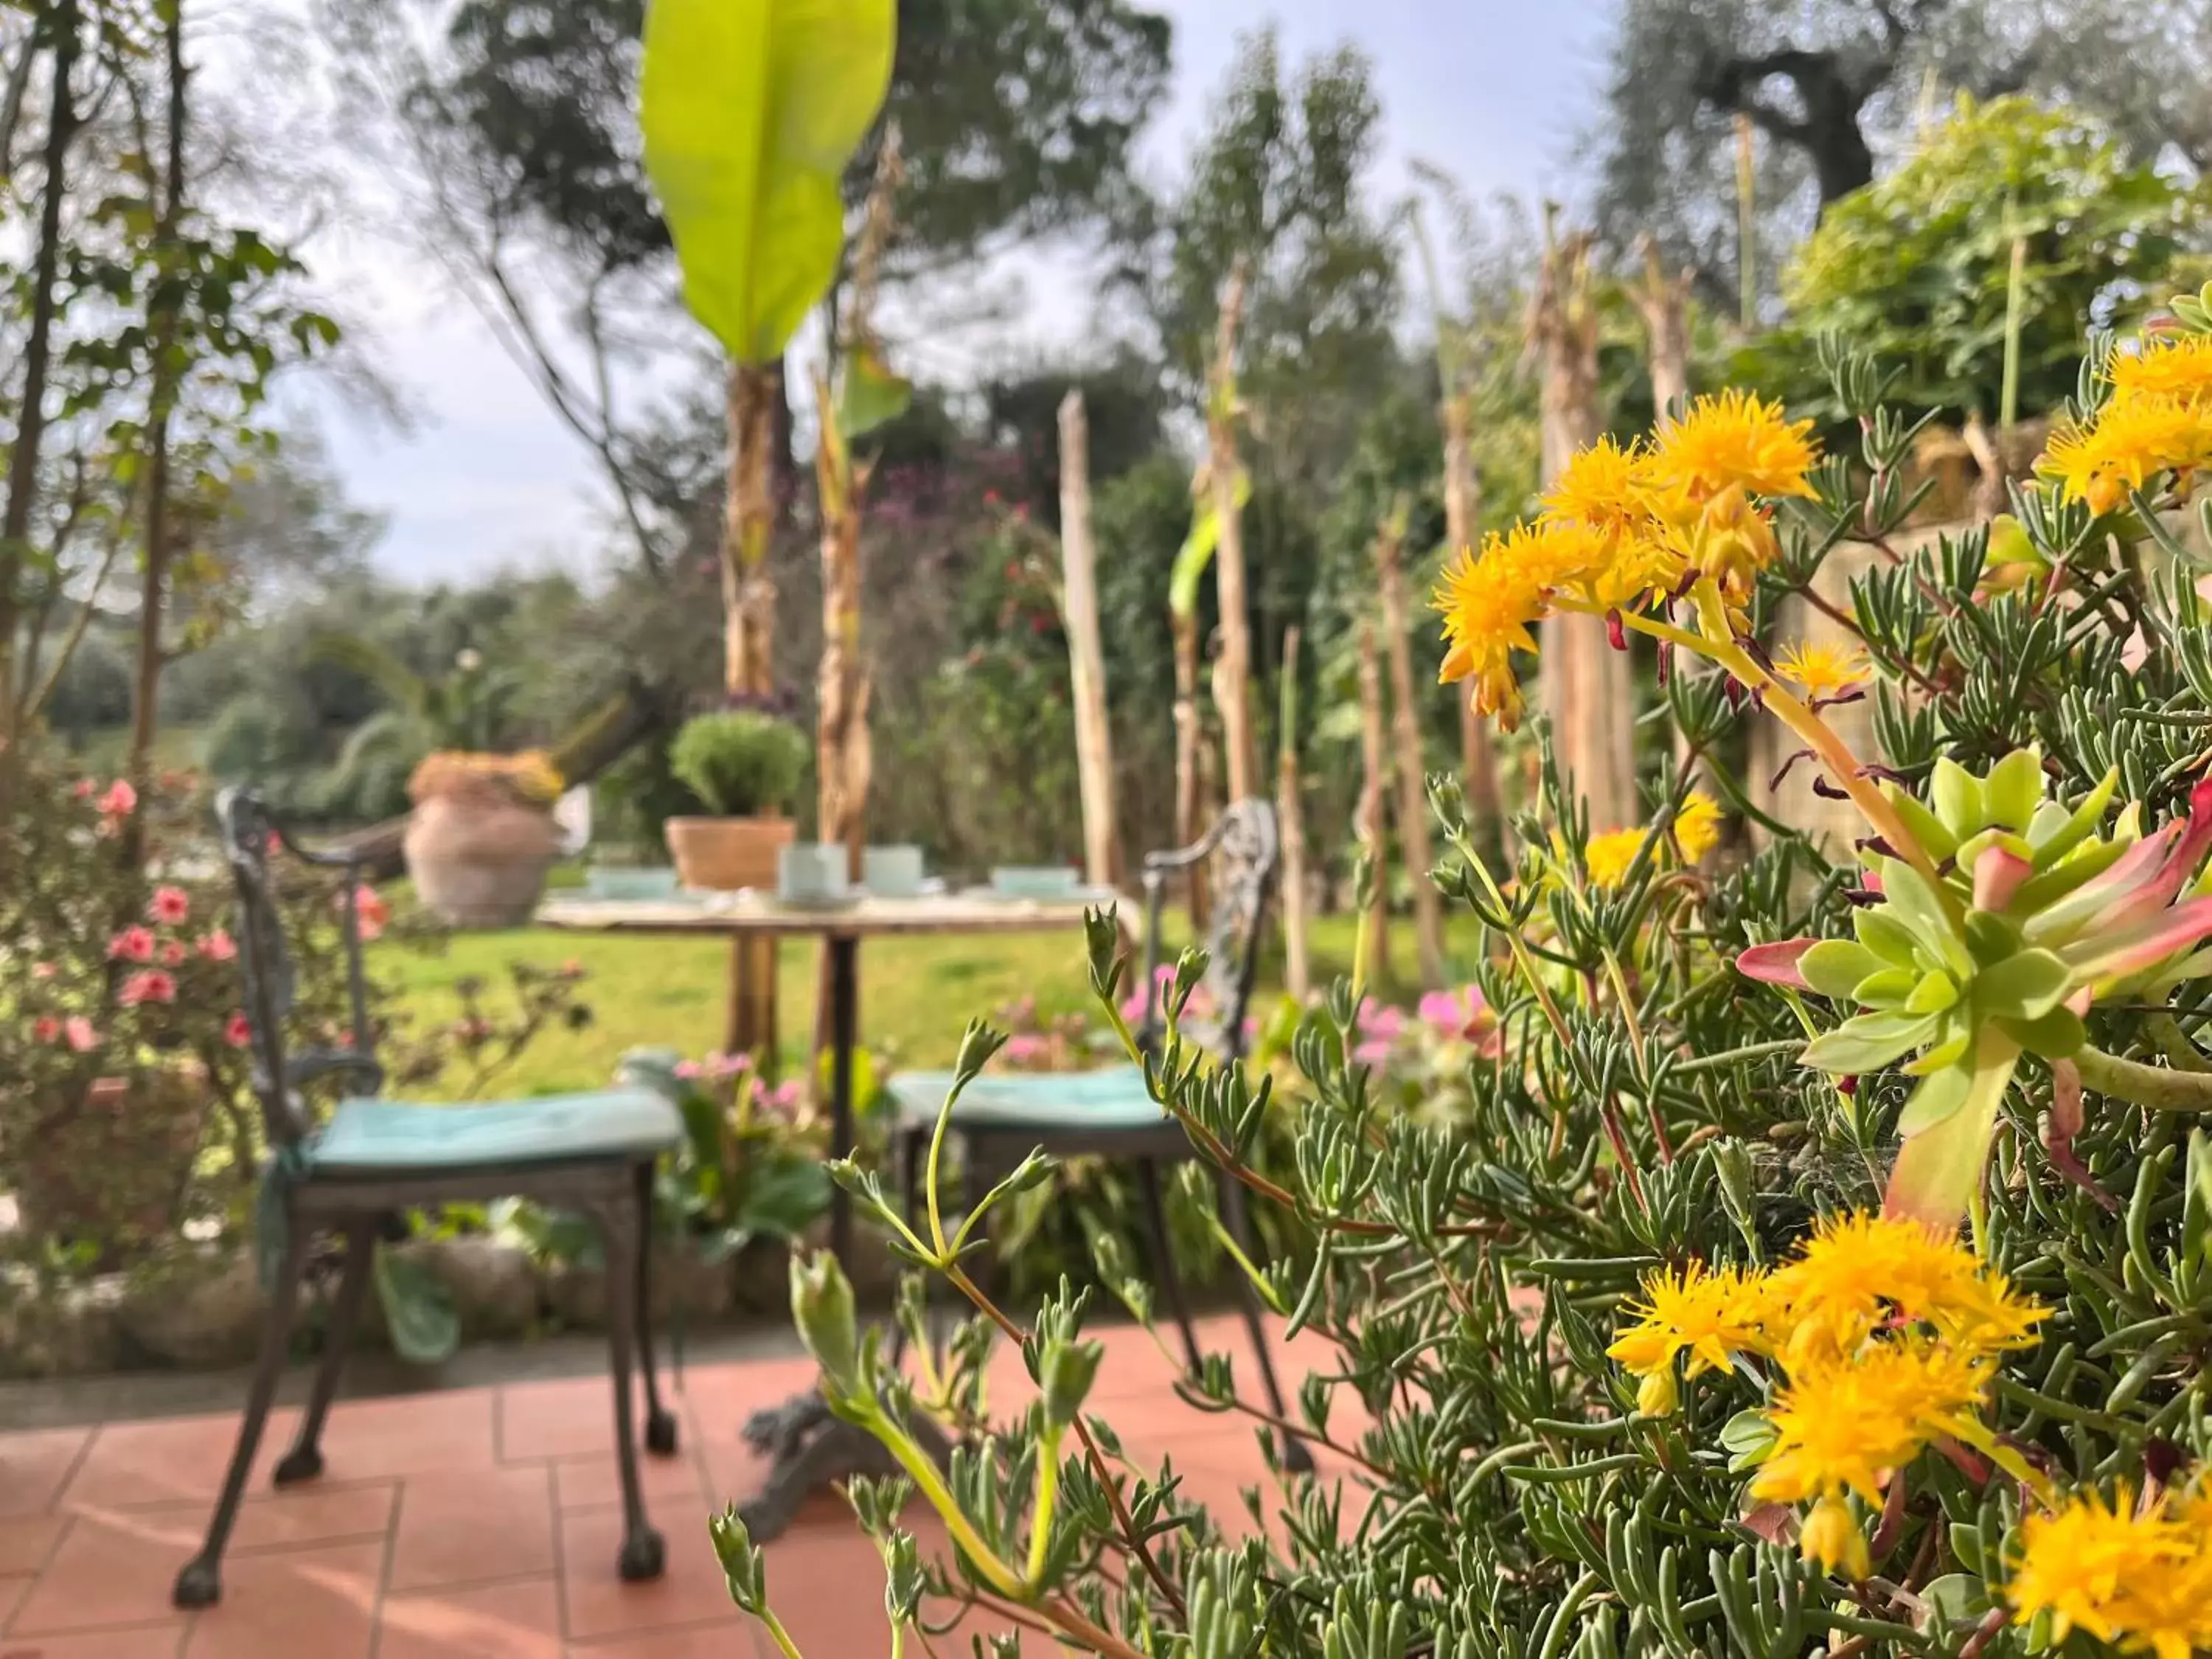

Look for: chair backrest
[1136,798,1279,1061]
[216,788,378,1150]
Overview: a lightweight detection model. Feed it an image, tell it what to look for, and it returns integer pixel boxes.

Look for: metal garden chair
[172,790,686,1609]
[884,799,1312,1472]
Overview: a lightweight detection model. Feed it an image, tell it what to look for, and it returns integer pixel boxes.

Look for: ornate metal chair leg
[174,1222,312,1608]
[633,1164,678,1458]
[1219,1172,1313,1474]
[274,1216,375,1487]
[599,1192,665,1582]
[1137,1158,1204,1375]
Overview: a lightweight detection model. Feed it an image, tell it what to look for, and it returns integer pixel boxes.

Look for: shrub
[716,305,2212,1656]
[667,711,807,818]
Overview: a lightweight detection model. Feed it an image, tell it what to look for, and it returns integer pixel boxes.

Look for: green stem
[757,1607,808,1659]
[2075,1044,2212,1113]
[1999,224,2027,434]
[1025,1427,1062,1588]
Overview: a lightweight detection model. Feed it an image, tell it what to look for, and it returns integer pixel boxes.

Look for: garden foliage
[718,305,2212,1655]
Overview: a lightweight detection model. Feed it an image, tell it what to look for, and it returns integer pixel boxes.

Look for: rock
[0,1269,126,1379]
[117,1250,265,1368]
[545,1242,734,1331]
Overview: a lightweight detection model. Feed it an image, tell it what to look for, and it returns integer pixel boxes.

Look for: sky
[275,0,1618,584]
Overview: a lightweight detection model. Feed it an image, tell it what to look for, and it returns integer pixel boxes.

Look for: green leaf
[1719,1409,1778,1472]
[1855,908,1925,967]
[1169,469,1251,620]
[1886,786,1958,863]
[1800,939,1886,998]
[2028,765,2119,865]
[838,340,911,437]
[1896,1059,1975,1135]
[2012,834,2132,916]
[374,1247,461,1366]
[1905,970,1961,1015]
[1982,748,2045,833]
[731,1150,833,1247]
[1973,947,2073,1020]
[1998,1006,2087,1060]
[1801,1009,1939,1074]
[1876,858,1969,973]
[640,0,897,363]
[1848,966,1917,1009]
[1930,757,1984,838]
[1884,1042,2022,1227]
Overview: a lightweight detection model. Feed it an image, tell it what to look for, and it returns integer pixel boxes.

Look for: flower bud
[1800,1495,1870,1581]
[1636,1368,1679,1419]
[1038,1337,1105,1431]
[953,1019,1009,1086]
[790,1250,861,1398]
[709,1506,767,1610]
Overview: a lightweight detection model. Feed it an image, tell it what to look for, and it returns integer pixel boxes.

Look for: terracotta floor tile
[157,1485,395,1557]
[60,1415,295,1514]
[549,1450,703,1515]
[0,1572,29,1628]
[176,1540,381,1659]
[0,1627,189,1658]
[750,1518,888,1658]
[10,1512,196,1635]
[672,1360,819,1450]
[695,1439,771,1513]
[310,1392,496,1481]
[377,1576,563,1659]
[563,1624,750,1659]
[387,1467,555,1594]
[498,1377,627,1464]
[0,1430,92,1517]
[0,1516,66,1578]
[557,1503,737,1641]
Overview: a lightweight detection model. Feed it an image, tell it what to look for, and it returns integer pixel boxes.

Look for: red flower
[30,961,55,980]
[97,779,137,818]
[64,1016,97,1052]
[344,885,391,942]
[149,885,190,924]
[198,930,237,962]
[984,488,1002,506]
[108,925,155,963]
[119,970,178,1006]
[33,1015,60,1043]
[160,940,187,965]
[72,778,94,799]
[224,1012,253,1048]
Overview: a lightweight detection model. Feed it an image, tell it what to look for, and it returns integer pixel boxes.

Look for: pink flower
[1001,1033,1048,1067]
[198,930,237,961]
[159,940,186,966]
[1119,964,1175,1026]
[762,1079,804,1119]
[1417,986,1503,1057]
[108,925,155,963]
[224,1012,253,1048]
[30,961,55,980]
[1351,1002,1405,1065]
[72,778,94,799]
[33,1015,60,1043]
[149,885,190,924]
[64,1016,97,1052]
[702,1051,752,1081]
[97,779,136,818]
[344,885,390,942]
[672,1060,702,1080]
[119,969,177,1006]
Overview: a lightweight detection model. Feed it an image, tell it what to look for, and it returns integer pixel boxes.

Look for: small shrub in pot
[664,712,809,890]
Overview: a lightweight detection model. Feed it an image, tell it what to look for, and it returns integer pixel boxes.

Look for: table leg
[723,936,779,1080]
[828,933,858,1267]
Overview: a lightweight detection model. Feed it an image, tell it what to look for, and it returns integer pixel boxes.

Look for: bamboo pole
[1059,390,1121,887]
[1207,260,1257,804]
[1276,625,1310,1001]
[1372,501,1447,989]
[1734,114,1757,332]
[1441,392,1504,852]
[1355,622,1391,990]
[1172,611,1209,925]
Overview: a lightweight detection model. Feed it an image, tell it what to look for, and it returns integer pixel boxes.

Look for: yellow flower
[1658,481,1785,605]
[2010,1487,2212,1659]
[1433,521,1608,730]
[1584,827,1649,888]
[1800,1495,1871,1582]
[1749,1340,1988,1506]
[1764,1212,2048,1366]
[1773,641,1869,700]
[2109,333,2212,406]
[1674,792,1723,863]
[1541,435,1655,542]
[1605,1260,1771,1405]
[2037,394,2212,514]
[1646,389,1820,503]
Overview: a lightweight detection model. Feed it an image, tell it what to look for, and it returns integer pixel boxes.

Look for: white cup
[777,843,849,902]
[863,844,925,897]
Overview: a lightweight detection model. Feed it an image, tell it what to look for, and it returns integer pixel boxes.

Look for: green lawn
[380,906,1486,1097]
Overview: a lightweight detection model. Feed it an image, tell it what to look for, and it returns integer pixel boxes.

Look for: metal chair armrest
[288,1049,387,1097]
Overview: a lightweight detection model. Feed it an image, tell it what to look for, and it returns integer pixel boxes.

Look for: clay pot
[404,793,562,927]
[664,815,794,891]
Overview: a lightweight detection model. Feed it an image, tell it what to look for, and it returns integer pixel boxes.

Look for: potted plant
[663,711,808,891]
[402,749,566,926]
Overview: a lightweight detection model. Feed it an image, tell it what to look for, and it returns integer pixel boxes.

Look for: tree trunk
[1276,625,1309,1002]
[1355,622,1391,991]
[1530,212,1635,832]
[723,361,779,698]
[1208,262,1257,804]
[1372,507,1447,990]
[813,377,869,875]
[1172,612,1208,925]
[0,3,78,754]
[1634,232,1701,790]
[1441,392,1503,857]
[1059,391,1120,888]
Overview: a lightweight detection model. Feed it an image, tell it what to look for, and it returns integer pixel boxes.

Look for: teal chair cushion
[886,1065,1165,1131]
[308,1089,683,1175]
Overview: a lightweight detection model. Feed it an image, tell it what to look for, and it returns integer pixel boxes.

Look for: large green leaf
[639,0,896,364]
[1168,469,1251,621]
[373,1247,461,1367]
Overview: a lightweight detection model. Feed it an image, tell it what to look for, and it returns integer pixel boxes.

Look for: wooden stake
[1441,390,1504,852]
[1372,502,1447,989]
[1355,622,1391,990]
[1277,625,1310,1001]
[723,362,779,697]
[1172,610,1208,925]
[1059,391,1121,887]
[1207,260,1258,804]
[1633,232,1701,788]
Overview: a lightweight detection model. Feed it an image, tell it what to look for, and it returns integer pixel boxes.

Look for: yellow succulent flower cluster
[408,748,566,809]
[2037,333,2212,514]
[1432,391,1820,729]
[1580,792,1724,888]
[2010,1484,2212,1659]
[1607,1212,2046,1580]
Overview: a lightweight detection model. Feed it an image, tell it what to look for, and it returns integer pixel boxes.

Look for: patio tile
[557,1504,742,1641]
[549,1450,703,1515]
[311,1392,497,1481]
[387,1467,555,1594]
[10,1511,198,1634]
[0,1571,29,1627]
[0,1429,92,1517]
[753,1518,892,1657]
[175,1485,396,1556]
[0,1515,66,1577]
[59,1415,295,1513]
[672,1359,820,1451]
[0,1627,189,1658]
[565,1624,754,1659]
[377,1576,563,1659]
[176,1539,381,1659]
[498,1377,626,1464]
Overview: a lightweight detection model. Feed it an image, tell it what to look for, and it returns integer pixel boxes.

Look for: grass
[380,902,1488,1097]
